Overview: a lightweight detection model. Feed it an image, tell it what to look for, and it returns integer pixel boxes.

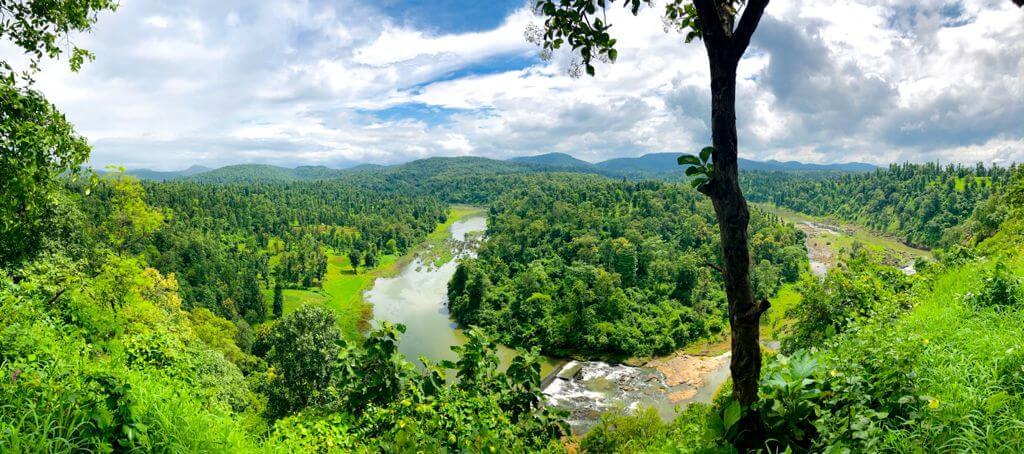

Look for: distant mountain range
[122,153,878,183]
[122,165,212,181]
[511,152,878,175]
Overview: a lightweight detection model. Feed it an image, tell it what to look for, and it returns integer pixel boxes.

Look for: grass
[876,257,1024,451]
[265,205,485,341]
[763,281,802,341]
[418,204,485,267]
[761,203,930,261]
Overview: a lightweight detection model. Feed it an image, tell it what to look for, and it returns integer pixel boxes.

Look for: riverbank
[596,204,935,418]
[269,204,486,341]
[761,203,931,265]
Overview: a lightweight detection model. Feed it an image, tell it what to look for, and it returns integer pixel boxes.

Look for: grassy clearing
[267,205,485,340]
[762,203,930,260]
[418,204,485,267]
[763,281,802,341]
[878,257,1024,451]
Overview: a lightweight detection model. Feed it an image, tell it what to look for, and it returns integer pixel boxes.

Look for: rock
[667,389,698,403]
[644,353,729,388]
[558,361,584,380]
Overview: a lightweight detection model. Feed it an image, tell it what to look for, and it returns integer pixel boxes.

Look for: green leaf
[723,400,742,430]
[690,176,708,189]
[607,48,618,62]
[677,155,701,166]
[684,166,702,177]
[700,146,714,163]
[986,391,1012,413]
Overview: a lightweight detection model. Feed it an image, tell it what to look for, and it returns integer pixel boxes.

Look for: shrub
[961,261,1022,309]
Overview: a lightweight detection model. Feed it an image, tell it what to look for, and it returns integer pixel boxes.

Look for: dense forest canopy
[448,177,805,358]
[745,162,1007,248]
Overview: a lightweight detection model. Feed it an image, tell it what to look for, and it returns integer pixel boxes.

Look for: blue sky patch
[374,0,525,33]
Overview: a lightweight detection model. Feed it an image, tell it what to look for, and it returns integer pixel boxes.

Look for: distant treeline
[744,162,1009,248]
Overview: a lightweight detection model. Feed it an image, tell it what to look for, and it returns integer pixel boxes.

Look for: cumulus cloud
[4,0,1022,169]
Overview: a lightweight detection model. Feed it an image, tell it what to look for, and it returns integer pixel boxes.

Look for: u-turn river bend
[365,212,731,433]
[362,208,930,433]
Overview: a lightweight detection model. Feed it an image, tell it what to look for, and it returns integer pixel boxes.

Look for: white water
[542,357,731,433]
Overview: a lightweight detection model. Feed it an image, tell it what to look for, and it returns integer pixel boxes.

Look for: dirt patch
[645,353,730,388]
[666,389,698,403]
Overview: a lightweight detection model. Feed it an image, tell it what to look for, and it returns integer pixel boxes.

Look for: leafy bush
[960,261,1022,309]
[581,404,726,454]
[259,305,343,419]
[782,252,911,353]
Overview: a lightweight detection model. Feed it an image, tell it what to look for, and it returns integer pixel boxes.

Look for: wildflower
[830,369,839,377]
[10,369,21,382]
[928,398,940,409]
[922,339,929,345]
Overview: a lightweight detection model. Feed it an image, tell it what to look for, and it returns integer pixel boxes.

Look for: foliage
[960,261,1022,309]
[0,0,117,80]
[449,177,805,358]
[0,252,262,451]
[266,325,568,452]
[781,250,912,353]
[0,79,92,266]
[527,0,719,77]
[678,146,715,189]
[744,162,1006,248]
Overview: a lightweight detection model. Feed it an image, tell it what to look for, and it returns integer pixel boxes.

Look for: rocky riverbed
[542,352,731,434]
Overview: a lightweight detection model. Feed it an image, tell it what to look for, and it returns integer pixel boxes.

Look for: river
[366,214,561,375]
[364,206,931,434]
[762,204,931,276]
[365,212,730,434]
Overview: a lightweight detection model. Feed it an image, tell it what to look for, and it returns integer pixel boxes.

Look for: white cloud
[142,15,171,29]
[7,0,1022,170]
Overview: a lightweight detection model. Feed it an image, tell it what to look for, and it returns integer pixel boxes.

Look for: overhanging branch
[732,0,769,58]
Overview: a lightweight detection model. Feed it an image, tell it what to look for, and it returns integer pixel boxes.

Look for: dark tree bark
[693,0,770,449]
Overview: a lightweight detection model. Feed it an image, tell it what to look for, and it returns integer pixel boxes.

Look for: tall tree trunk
[699,43,768,450]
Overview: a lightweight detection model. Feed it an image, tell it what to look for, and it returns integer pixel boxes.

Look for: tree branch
[46,288,67,306]
[732,0,769,58]
[703,261,724,275]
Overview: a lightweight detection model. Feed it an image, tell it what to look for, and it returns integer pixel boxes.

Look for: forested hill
[124,154,879,184]
[744,162,1010,248]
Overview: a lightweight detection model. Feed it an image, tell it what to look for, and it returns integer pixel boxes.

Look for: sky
[3,0,1023,170]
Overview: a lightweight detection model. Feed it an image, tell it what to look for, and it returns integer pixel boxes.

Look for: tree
[609,237,637,287]
[532,0,771,445]
[237,271,266,324]
[273,281,284,318]
[364,248,378,269]
[348,249,362,273]
[101,172,166,253]
[0,0,118,267]
[261,305,342,419]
